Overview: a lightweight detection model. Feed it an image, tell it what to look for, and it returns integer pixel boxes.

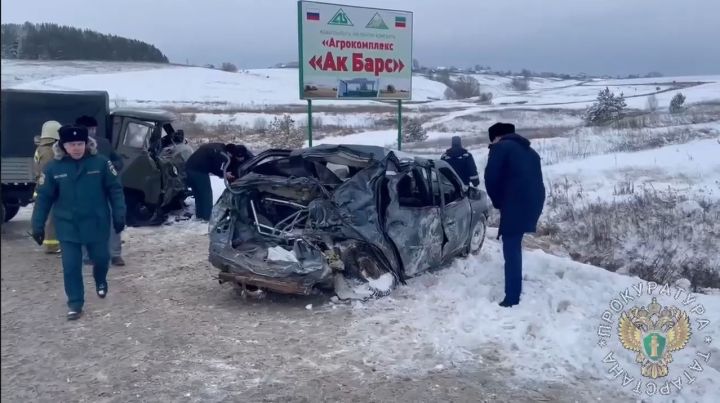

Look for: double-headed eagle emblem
[618,297,691,378]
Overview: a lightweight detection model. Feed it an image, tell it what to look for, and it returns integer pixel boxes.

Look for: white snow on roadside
[345,237,720,402]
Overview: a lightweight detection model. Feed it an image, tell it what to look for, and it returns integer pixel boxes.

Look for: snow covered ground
[346,237,720,402]
[543,138,720,201]
[4,60,719,113]
[5,61,447,108]
[9,200,720,401]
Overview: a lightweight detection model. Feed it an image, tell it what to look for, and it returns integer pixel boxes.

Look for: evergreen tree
[583,87,627,125]
[1,22,169,63]
[669,93,686,114]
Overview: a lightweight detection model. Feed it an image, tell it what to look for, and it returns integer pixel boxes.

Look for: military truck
[1,89,193,226]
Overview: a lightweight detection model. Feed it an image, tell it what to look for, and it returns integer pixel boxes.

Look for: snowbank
[544,138,720,201]
[344,238,720,402]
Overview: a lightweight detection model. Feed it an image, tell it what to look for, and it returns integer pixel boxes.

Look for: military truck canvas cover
[1,89,110,159]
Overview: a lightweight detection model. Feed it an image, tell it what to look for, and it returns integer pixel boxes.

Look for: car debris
[208,144,490,299]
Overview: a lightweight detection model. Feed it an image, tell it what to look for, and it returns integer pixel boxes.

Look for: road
[1,210,631,402]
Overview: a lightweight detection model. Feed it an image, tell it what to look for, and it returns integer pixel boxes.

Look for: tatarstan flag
[395,16,406,28]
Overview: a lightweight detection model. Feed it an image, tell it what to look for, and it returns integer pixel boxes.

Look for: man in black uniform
[441,136,480,187]
[185,143,253,221]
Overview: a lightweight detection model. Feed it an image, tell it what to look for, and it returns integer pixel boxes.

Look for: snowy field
[4,59,719,113]
[3,59,720,401]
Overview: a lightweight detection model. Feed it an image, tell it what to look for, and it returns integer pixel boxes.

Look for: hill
[1,22,168,63]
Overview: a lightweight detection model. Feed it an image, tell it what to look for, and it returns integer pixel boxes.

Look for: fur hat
[75,115,98,127]
[488,122,515,142]
[225,143,251,159]
[58,125,89,147]
[40,120,62,140]
[451,136,462,148]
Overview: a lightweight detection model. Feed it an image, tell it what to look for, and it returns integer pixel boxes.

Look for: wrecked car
[208,144,490,298]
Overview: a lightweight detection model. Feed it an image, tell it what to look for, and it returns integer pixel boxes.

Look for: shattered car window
[397,168,433,207]
[430,168,463,206]
[438,167,463,204]
[124,122,152,149]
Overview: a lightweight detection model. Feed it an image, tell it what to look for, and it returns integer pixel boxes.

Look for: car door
[383,167,443,277]
[115,118,162,204]
[431,165,472,259]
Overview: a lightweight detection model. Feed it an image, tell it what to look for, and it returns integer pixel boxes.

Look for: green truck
[1,89,193,226]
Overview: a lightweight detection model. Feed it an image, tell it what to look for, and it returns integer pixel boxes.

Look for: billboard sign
[298,1,413,100]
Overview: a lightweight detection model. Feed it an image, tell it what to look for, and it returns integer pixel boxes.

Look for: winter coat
[93,135,124,171]
[441,146,480,186]
[33,138,56,182]
[484,133,545,236]
[31,138,126,244]
[185,143,231,178]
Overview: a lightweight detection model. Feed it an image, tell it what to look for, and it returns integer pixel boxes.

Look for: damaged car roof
[292,144,416,163]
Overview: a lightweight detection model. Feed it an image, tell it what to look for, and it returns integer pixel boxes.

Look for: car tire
[468,218,487,255]
[2,202,19,223]
[357,255,396,297]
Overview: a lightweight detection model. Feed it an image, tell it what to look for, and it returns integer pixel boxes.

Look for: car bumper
[209,234,333,295]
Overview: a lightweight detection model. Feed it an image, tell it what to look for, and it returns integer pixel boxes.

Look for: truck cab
[1,89,193,226]
[109,108,193,225]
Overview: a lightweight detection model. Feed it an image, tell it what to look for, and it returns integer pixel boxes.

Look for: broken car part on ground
[208,144,490,298]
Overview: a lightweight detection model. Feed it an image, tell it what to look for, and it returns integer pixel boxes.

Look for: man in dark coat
[185,143,253,221]
[75,115,123,170]
[484,122,545,307]
[76,115,126,266]
[441,136,480,187]
[32,125,126,320]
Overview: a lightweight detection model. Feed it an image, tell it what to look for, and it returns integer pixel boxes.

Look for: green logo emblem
[328,9,353,26]
[366,12,388,29]
[642,332,667,361]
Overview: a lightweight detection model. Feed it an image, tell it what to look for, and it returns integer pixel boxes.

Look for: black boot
[97,283,108,299]
[498,298,519,308]
[67,310,83,320]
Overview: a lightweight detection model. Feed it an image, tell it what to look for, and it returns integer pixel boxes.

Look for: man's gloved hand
[32,230,45,246]
[114,221,125,234]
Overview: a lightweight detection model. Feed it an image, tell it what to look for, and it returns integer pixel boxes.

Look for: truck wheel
[2,203,19,223]
[124,191,157,227]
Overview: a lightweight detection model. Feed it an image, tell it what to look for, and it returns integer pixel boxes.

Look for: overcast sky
[3,0,719,76]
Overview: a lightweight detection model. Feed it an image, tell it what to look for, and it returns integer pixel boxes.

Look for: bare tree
[510,77,530,91]
[646,94,658,112]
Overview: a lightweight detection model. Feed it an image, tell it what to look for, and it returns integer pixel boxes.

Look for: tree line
[1,22,168,63]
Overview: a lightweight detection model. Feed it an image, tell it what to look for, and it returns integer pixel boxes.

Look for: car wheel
[2,202,19,223]
[357,255,396,297]
[469,218,487,254]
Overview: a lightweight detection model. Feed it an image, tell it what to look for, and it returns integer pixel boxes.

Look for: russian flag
[395,16,406,28]
[307,11,320,21]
